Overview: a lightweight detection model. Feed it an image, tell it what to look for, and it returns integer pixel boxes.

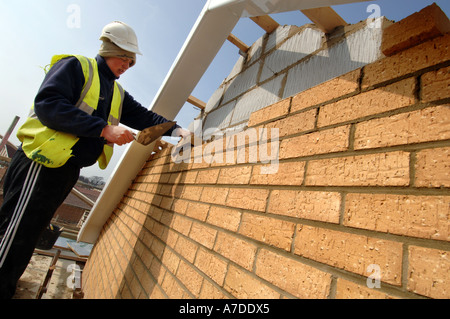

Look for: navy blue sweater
[33,55,179,168]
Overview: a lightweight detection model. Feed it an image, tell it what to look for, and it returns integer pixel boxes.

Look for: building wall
[198,17,390,139]
[82,4,450,299]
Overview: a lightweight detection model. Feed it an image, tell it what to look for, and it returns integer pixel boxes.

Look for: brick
[159,147,173,158]
[235,145,257,164]
[219,147,238,166]
[161,163,174,175]
[250,161,306,185]
[147,164,164,176]
[170,215,192,236]
[192,155,217,170]
[171,199,188,215]
[195,169,220,184]
[146,195,162,212]
[200,187,229,205]
[421,66,450,102]
[168,162,190,175]
[363,34,450,88]
[194,248,228,285]
[264,109,316,138]
[161,249,180,275]
[150,240,166,263]
[226,188,269,212]
[201,138,227,165]
[248,98,290,127]
[166,229,181,251]
[144,183,156,194]
[120,284,133,299]
[189,222,217,249]
[145,215,164,237]
[306,151,410,186]
[268,190,341,223]
[160,209,175,227]
[149,257,166,285]
[381,3,450,56]
[294,225,403,285]
[318,78,416,127]
[344,193,450,241]
[214,232,257,270]
[407,246,450,298]
[181,171,198,184]
[255,249,332,298]
[256,126,281,144]
[224,265,281,299]
[148,285,166,299]
[198,280,228,299]
[140,245,155,269]
[239,213,295,251]
[176,260,204,297]
[355,106,450,150]
[174,236,198,263]
[185,202,210,222]
[236,140,279,165]
[335,279,394,299]
[180,186,203,201]
[206,206,242,232]
[158,173,172,184]
[415,147,450,188]
[291,69,361,112]
[279,125,350,159]
[217,166,252,184]
[149,153,170,166]
[228,129,260,148]
[191,144,206,162]
[140,269,157,298]
[161,273,190,298]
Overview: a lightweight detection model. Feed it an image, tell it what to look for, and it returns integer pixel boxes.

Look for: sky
[1,0,448,180]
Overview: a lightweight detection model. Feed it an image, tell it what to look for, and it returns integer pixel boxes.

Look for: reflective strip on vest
[99,81,124,170]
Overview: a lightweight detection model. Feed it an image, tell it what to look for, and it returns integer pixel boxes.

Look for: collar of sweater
[95,55,119,81]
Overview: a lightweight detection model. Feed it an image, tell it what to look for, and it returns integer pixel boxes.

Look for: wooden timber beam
[187,95,207,110]
[227,33,250,53]
[300,6,347,33]
[0,155,11,163]
[71,187,95,207]
[35,249,87,263]
[226,15,279,56]
[36,249,61,299]
[250,15,280,34]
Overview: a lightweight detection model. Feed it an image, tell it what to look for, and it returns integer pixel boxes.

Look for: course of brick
[82,4,450,299]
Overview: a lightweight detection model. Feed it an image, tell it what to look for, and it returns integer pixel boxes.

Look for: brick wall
[82,4,450,299]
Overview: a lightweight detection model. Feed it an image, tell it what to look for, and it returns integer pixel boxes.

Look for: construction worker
[0,21,190,299]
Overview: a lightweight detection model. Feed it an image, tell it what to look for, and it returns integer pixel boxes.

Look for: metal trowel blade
[135,121,177,146]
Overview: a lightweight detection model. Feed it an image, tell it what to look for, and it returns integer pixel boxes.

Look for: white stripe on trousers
[0,160,42,268]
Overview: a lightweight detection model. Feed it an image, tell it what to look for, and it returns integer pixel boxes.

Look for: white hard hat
[100,21,142,55]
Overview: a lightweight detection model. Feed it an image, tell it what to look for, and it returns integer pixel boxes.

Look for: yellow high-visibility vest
[17,54,124,169]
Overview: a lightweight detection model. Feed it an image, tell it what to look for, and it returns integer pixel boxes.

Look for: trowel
[134,121,177,146]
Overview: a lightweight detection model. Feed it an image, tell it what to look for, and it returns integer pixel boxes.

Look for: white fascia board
[78,0,370,244]
[208,0,372,17]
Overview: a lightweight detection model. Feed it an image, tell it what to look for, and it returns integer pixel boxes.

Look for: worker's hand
[101,125,135,146]
[173,127,192,139]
